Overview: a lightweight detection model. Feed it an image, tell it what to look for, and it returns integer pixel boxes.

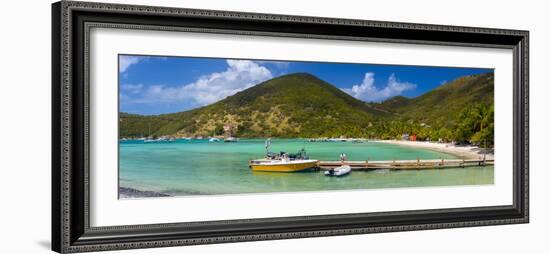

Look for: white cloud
[343,72,416,102]
[120,84,143,94]
[257,61,290,69]
[124,60,273,108]
[119,55,143,73]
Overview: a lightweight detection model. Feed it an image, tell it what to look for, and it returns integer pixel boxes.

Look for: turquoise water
[119,139,493,196]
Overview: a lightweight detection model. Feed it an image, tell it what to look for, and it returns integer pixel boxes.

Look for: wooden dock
[317,158,494,170]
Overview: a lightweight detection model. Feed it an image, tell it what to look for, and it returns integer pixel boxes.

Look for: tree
[470,103,494,146]
[214,124,224,136]
[452,103,494,145]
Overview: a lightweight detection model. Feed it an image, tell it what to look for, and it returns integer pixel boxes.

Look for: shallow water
[119,139,493,196]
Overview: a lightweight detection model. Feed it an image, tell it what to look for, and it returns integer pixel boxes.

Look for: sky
[119,54,493,115]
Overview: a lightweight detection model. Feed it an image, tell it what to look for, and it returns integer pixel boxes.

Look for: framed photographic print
[52,1,529,253]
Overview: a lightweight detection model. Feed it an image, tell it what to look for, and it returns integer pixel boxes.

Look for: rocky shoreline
[119,187,171,199]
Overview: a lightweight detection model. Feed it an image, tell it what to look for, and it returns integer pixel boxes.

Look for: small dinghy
[324,165,351,177]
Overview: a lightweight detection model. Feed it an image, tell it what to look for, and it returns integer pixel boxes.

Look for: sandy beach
[374,140,494,160]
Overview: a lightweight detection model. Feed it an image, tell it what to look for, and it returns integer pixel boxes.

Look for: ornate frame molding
[52,1,529,253]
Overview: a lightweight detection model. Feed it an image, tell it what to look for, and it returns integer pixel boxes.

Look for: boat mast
[265,138,271,155]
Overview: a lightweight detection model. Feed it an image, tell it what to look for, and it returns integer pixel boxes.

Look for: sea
[119,139,494,197]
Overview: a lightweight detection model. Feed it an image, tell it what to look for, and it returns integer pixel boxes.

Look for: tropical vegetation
[120,72,494,146]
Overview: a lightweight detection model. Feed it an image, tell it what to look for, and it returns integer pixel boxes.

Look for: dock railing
[317,158,493,170]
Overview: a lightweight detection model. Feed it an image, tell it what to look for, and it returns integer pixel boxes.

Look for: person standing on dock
[339,153,348,162]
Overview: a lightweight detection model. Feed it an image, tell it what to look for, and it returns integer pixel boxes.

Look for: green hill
[120,73,389,138]
[120,72,494,143]
[372,72,494,127]
[366,72,494,142]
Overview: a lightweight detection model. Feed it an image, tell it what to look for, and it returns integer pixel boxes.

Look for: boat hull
[250,160,318,172]
[324,165,351,177]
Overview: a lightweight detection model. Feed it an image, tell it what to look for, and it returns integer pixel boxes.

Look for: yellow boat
[250,138,318,172]
[249,158,319,172]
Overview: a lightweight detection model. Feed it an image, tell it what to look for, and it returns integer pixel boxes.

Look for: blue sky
[119,54,492,115]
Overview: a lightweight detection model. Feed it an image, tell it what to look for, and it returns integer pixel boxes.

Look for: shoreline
[373,140,494,160]
[119,187,171,199]
[119,137,494,160]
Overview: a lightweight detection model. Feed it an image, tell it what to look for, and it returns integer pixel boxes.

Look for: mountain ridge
[120,72,494,142]
[372,72,493,127]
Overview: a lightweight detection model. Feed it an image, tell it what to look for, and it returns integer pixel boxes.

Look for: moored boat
[224,136,238,142]
[249,158,319,172]
[324,165,351,177]
[249,138,318,172]
[144,136,175,143]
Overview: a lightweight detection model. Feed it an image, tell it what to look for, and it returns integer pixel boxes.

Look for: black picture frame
[52,1,529,253]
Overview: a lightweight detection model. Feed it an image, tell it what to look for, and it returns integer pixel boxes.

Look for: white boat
[324,165,351,177]
[224,137,238,142]
[143,136,175,143]
[209,137,220,142]
[144,136,163,143]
